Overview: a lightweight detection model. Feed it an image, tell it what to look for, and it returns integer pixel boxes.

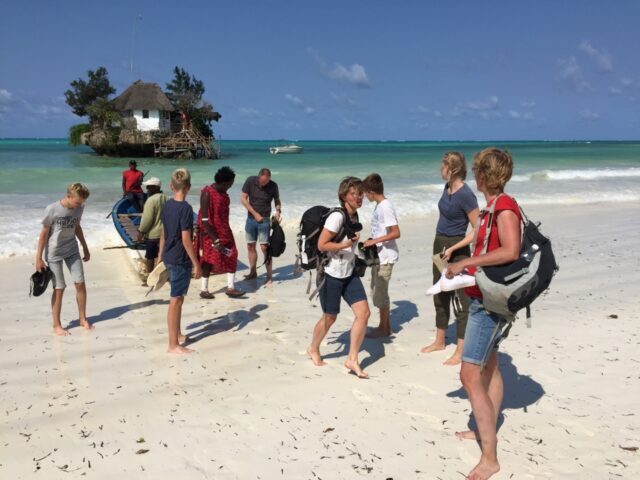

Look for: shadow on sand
[323,300,419,369]
[447,352,545,432]
[68,299,169,329]
[184,303,267,345]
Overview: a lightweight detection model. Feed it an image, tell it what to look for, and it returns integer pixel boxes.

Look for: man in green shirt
[137,177,167,283]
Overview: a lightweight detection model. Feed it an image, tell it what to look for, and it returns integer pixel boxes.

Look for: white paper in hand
[426,268,475,296]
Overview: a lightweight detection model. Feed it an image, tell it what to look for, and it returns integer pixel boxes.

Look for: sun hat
[30,268,54,297]
[145,262,168,296]
[142,177,161,188]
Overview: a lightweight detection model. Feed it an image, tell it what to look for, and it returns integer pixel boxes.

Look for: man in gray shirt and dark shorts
[240,168,281,284]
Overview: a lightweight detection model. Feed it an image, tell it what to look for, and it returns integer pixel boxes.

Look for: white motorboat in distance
[269,144,303,154]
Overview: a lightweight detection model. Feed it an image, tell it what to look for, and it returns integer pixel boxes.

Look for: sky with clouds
[1,0,639,140]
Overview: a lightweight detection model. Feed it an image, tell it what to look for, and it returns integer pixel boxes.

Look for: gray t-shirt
[42,201,84,261]
[436,183,478,236]
[242,176,279,218]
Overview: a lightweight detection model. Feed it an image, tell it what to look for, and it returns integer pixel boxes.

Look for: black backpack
[474,195,559,323]
[295,206,352,299]
[268,218,286,258]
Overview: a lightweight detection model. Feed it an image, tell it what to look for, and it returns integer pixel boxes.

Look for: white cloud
[609,87,623,95]
[284,94,315,114]
[465,95,499,111]
[558,57,592,93]
[520,100,536,108]
[508,110,521,119]
[412,105,430,114]
[579,109,600,120]
[621,77,634,87]
[329,63,370,88]
[0,89,13,102]
[578,40,613,72]
[238,107,262,118]
[342,118,360,129]
[331,92,360,110]
[508,110,534,121]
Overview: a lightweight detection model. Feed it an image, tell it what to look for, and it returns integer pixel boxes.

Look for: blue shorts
[245,216,270,244]
[166,263,192,298]
[49,253,85,290]
[319,273,367,315]
[462,298,509,367]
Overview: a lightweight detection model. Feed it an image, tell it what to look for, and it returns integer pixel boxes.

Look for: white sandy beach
[1,203,639,479]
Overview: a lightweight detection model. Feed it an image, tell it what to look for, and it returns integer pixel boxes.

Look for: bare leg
[459,356,501,479]
[344,300,370,378]
[167,296,193,354]
[245,242,258,279]
[51,289,69,336]
[308,313,336,366]
[456,353,502,439]
[443,338,464,365]
[421,327,446,353]
[261,243,272,284]
[366,306,391,338]
[75,282,94,330]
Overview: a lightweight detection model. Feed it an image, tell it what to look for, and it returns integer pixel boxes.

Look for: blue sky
[1,0,639,140]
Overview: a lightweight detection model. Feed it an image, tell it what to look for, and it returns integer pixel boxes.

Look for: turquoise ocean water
[0,139,639,258]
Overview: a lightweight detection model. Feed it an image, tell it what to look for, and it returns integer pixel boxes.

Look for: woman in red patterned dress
[196,166,245,298]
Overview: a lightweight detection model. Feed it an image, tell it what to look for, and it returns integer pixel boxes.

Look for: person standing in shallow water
[196,166,245,299]
[446,148,522,480]
[307,176,370,379]
[422,152,479,365]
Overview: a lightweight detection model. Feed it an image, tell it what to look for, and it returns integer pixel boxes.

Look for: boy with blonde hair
[159,168,202,354]
[35,183,93,335]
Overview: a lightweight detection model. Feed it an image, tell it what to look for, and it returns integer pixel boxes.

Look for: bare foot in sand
[307,347,326,366]
[244,272,257,280]
[167,345,194,354]
[344,360,369,379]
[366,327,391,339]
[421,341,445,353]
[443,352,462,365]
[455,430,478,441]
[467,458,500,480]
[54,326,71,336]
[178,334,190,344]
[79,319,95,330]
[264,276,273,286]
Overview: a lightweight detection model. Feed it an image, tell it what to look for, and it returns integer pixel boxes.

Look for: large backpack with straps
[294,206,351,300]
[473,194,559,321]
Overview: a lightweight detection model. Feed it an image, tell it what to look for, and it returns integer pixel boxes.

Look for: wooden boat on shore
[111,198,145,250]
[269,144,303,154]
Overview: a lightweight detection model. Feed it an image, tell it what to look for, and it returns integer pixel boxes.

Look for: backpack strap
[475,193,502,255]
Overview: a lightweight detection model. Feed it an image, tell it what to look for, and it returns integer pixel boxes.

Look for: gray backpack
[473,194,559,322]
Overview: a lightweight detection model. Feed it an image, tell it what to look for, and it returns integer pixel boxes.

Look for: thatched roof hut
[113,80,174,112]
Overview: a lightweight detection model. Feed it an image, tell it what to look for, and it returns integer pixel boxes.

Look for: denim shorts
[49,253,85,290]
[145,238,160,260]
[462,298,509,367]
[319,273,367,315]
[245,216,270,244]
[166,262,192,298]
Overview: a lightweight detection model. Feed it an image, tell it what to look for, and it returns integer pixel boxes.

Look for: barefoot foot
[467,458,500,480]
[79,319,95,330]
[243,272,257,280]
[366,327,391,339]
[167,345,194,354]
[178,334,191,344]
[264,276,273,286]
[344,359,369,379]
[420,341,445,354]
[455,430,478,441]
[443,353,462,366]
[54,326,71,336]
[307,347,326,366]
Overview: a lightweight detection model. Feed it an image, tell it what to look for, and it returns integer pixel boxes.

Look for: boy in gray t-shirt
[35,183,93,335]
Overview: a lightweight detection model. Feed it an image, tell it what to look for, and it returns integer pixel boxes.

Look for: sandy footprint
[352,388,374,403]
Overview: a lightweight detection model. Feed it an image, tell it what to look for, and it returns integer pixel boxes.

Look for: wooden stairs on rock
[153,127,218,159]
